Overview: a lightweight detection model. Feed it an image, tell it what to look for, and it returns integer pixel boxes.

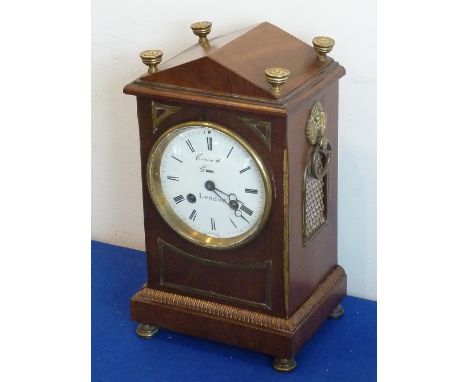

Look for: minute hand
[214,187,244,206]
[213,188,244,212]
[212,188,233,209]
[212,186,250,223]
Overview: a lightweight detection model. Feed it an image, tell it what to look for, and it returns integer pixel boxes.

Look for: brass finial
[140,50,163,74]
[312,36,335,62]
[191,21,212,43]
[264,67,290,96]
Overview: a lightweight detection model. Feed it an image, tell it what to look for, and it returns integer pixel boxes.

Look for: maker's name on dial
[195,153,221,163]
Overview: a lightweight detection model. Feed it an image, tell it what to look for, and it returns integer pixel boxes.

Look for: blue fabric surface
[92,240,376,382]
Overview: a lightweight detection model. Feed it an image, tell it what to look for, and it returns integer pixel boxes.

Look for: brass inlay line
[283,149,289,315]
[158,239,272,310]
[134,265,346,333]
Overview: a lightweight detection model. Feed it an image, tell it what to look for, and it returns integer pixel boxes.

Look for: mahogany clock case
[124,22,346,363]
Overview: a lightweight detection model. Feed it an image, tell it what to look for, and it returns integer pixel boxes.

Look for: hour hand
[205,180,248,219]
[205,180,230,207]
[204,180,239,211]
[204,180,216,191]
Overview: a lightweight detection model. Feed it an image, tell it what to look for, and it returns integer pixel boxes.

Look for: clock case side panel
[285,66,347,317]
[134,95,290,317]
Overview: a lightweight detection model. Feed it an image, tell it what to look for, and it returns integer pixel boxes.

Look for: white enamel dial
[147,122,272,249]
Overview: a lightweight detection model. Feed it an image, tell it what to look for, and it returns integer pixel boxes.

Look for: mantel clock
[123,21,346,372]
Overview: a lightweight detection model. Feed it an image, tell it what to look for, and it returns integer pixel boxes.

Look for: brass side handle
[311,138,332,179]
[306,101,331,179]
[191,21,212,43]
[140,50,163,74]
[312,36,335,62]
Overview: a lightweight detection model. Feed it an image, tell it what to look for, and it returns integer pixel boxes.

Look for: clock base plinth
[273,357,297,372]
[136,323,159,338]
[130,265,346,363]
[328,304,345,319]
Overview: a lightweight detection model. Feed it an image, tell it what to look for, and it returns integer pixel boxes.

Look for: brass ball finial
[191,21,212,43]
[139,50,163,74]
[264,67,290,96]
[312,36,335,62]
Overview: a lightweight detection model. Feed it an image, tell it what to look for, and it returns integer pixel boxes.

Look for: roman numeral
[173,195,184,204]
[239,166,251,174]
[189,210,197,221]
[230,218,237,228]
[211,217,216,230]
[186,140,195,152]
[171,155,183,163]
[245,188,258,194]
[206,137,213,151]
[226,147,233,158]
[240,204,253,216]
[167,176,179,181]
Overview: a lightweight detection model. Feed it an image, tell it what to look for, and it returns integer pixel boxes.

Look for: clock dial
[147,122,272,249]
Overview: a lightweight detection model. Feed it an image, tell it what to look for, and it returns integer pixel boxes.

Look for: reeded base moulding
[131,265,346,359]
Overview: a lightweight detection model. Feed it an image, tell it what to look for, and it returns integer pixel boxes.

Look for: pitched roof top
[140,22,330,100]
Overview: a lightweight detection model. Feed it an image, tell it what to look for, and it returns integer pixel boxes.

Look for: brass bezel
[146,121,273,250]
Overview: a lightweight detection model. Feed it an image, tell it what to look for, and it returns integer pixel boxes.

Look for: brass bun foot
[273,357,297,372]
[329,304,345,319]
[136,323,159,338]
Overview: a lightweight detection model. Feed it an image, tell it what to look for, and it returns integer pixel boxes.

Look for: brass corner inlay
[157,238,272,310]
[238,117,272,151]
[134,265,346,333]
[151,101,181,133]
[283,149,289,314]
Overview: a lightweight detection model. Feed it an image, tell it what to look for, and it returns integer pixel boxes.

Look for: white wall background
[92,0,376,300]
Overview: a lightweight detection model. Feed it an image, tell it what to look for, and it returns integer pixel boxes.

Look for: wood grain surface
[124,21,346,359]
